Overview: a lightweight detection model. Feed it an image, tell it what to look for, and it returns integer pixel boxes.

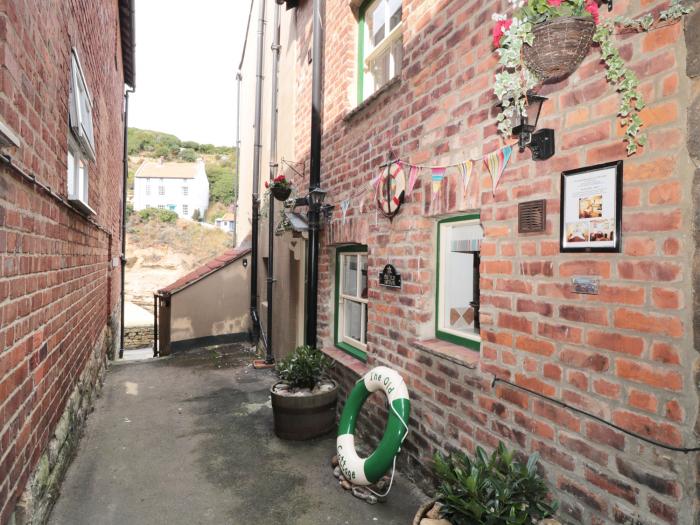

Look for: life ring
[336,366,410,486]
[376,162,406,219]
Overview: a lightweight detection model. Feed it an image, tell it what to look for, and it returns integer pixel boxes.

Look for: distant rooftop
[135,161,200,179]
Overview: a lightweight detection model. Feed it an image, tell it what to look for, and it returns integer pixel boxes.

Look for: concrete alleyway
[49,344,426,525]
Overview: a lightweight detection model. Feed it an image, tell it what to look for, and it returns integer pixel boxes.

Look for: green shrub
[138,207,178,223]
[275,345,333,390]
[434,443,557,525]
[178,148,197,162]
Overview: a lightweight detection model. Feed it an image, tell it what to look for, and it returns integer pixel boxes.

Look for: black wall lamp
[512,92,555,161]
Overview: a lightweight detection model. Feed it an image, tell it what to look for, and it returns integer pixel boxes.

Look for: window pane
[343,255,358,297]
[67,150,75,196]
[389,0,402,30]
[344,299,362,342]
[368,1,386,48]
[439,221,482,338]
[78,159,87,203]
[360,255,368,299]
[369,48,390,92]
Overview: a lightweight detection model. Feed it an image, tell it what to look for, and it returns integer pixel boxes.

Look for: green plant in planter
[275,345,333,390]
[433,442,557,525]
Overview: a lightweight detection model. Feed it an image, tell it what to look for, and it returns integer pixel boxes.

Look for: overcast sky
[129,0,249,147]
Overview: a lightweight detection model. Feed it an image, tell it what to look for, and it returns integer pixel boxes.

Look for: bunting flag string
[483,145,513,196]
[329,141,516,222]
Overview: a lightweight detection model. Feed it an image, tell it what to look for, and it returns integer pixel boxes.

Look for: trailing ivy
[493,0,694,156]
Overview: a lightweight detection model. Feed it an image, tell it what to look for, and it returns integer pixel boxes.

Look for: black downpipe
[119,87,134,359]
[153,294,159,357]
[304,0,323,348]
[250,0,267,344]
[265,2,281,364]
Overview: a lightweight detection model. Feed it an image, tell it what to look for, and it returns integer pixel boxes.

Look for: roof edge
[158,247,251,296]
[118,0,135,88]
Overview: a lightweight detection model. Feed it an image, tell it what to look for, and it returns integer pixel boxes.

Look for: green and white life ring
[336,366,410,486]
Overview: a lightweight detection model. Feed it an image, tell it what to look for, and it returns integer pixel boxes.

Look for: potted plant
[265,174,293,201]
[492,0,693,154]
[414,442,559,525]
[271,345,338,440]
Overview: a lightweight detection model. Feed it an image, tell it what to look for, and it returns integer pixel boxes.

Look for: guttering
[119,87,134,359]
[264,1,282,364]
[304,0,324,348]
[250,0,267,344]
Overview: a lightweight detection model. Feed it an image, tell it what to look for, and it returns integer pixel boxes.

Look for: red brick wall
[0,1,126,521]
[288,0,698,522]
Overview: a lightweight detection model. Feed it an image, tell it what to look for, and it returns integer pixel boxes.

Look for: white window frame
[66,49,95,213]
[358,0,403,103]
[145,184,151,196]
[182,204,188,216]
[183,186,189,196]
[157,204,165,210]
[158,186,165,196]
[336,249,369,356]
[68,49,96,161]
[436,216,482,350]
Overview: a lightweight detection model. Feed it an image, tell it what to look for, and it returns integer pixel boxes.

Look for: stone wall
[9,321,111,525]
[0,1,127,521]
[124,326,154,350]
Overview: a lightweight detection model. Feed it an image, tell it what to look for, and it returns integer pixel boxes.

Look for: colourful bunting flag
[406,165,420,196]
[431,168,445,201]
[457,160,473,200]
[483,145,513,196]
[341,199,351,224]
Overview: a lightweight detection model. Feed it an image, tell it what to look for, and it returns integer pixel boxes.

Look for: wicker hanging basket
[523,17,596,83]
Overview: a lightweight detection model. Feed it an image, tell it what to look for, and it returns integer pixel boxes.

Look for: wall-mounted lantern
[512,92,555,161]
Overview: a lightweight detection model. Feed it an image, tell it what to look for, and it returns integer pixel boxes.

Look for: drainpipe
[153,293,159,357]
[119,87,134,359]
[265,1,281,364]
[250,0,266,344]
[304,0,323,348]
[234,70,241,248]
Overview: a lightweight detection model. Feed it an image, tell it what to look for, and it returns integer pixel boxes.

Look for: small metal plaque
[378,264,401,289]
[571,276,599,295]
[518,199,546,233]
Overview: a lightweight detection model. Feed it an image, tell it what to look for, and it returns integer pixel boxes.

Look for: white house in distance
[215,212,235,233]
[133,159,209,219]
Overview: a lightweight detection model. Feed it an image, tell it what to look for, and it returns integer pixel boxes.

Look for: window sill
[67,197,96,216]
[343,76,401,123]
[410,338,480,369]
[322,345,370,377]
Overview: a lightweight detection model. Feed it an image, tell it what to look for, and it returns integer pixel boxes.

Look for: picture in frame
[560,160,622,253]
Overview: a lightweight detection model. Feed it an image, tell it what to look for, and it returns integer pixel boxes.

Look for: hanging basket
[271,185,292,201]
[523,17,596,83]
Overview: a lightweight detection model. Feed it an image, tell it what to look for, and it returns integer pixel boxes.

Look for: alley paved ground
[49,344,426,525]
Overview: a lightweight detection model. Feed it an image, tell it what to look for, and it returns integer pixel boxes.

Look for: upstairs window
[158,186,165,195]
[357,0,403,104]
[145,185,151,196]
[436,215,482,350]
[183,186,189,196]
[67,49,95,213]
[335,246,368,361]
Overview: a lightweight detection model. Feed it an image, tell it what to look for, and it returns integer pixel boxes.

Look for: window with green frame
[436,214,483,350]
[334,246,369,361]
[357,0,403,105]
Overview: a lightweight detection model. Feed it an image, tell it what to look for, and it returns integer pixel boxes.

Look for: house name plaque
[379,264,402,289]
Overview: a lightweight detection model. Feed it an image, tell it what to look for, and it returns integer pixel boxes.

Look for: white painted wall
[133,160,209,219]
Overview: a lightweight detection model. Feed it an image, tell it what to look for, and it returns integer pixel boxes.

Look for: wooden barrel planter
[270,381,338,440]
[523,17,596,83]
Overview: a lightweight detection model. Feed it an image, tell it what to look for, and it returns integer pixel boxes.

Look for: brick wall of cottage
[0,1,126,522]
[282,0,699,523]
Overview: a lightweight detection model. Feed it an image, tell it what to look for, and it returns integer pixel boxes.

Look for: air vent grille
[518,199,546,233]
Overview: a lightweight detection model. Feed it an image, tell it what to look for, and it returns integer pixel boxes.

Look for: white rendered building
[133,159,209,219]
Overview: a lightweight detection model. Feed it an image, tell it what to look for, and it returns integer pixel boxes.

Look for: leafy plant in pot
[414,442,558,525]
[271,345,338,440]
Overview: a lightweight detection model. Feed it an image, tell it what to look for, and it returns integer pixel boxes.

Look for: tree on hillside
[179,148,197,162]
